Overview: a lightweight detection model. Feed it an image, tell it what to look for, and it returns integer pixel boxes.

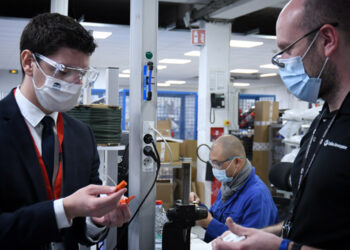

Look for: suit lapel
[61,115,78,196]
[1,92,48,201]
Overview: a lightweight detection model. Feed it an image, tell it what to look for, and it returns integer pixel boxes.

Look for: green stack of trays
[67,104,122,145]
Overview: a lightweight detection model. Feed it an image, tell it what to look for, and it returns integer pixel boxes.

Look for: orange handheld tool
[115,180,127,192]
[120,195,135,205]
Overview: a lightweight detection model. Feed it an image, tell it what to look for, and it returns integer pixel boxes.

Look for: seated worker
[189,135,278,242]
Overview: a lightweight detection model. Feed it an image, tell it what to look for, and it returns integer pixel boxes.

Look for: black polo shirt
[289,93,350,249]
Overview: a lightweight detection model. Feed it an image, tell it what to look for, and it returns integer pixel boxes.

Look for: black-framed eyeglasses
[271,23,338,68]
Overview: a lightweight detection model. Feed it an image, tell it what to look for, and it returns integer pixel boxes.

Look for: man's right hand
[189,192,200,204]
[63,184,126,221]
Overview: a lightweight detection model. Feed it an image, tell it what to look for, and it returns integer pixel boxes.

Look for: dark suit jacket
[0,90,106,249]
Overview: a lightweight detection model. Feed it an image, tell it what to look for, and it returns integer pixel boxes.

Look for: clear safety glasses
[33,53,99,86]
[271,23,338,68]
[208,156,237,170]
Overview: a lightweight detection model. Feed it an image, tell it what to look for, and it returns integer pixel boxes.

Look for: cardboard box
[195,181,205,204]
[179,140,198,161]
[254,125,270,142]
[254,101,279,123]
[252,150,269,184]
[156,141,180,162]
[157,120,171,137]
[156,181,174,211]
[252,101,279,185]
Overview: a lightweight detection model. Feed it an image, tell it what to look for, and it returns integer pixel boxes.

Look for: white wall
[0,69,22,98]
[239,78,309,110]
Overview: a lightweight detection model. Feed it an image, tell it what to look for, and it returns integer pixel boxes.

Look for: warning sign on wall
[191,29,206,45]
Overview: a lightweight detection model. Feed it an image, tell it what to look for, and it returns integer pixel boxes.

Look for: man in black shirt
[212,0,350,249]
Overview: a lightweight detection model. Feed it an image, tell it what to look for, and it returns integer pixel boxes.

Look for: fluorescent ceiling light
[81,22,112,28]
[184,50,200,57]
[253,35,276,40]
[119,73,130,78]
[158,82,171,87]
[165,80,186,85]
[260,73,278,78]
[157,65,167,70]
[92,31,112,39]
[159,59,191,64]
[233,82,250,87]
[230,40,263,48]
[122,69,130,74]
[230,69,259,74]
[260,64,279,69]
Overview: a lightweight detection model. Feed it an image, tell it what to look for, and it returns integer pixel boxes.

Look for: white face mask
[32,64,82,112]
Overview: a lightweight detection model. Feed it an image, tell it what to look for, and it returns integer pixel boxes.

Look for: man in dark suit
[0,13,131,249]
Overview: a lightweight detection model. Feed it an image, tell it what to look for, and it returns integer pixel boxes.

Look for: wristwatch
[291,242,302,250]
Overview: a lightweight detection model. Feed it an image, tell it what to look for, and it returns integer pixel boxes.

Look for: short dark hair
[301,0,350,41]
[20,12,96,56]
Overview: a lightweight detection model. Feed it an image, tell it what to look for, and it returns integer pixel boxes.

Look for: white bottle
[155,200,168,247]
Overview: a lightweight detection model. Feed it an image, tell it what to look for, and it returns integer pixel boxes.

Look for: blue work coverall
[204,167,278,242]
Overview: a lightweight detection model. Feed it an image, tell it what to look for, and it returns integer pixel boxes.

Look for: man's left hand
[91,202,131,228]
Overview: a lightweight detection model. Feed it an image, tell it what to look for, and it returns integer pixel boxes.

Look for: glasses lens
[209,160,224,170]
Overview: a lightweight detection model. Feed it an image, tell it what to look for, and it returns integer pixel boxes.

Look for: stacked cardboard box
[252,101,279,184]
[157,120,171,137]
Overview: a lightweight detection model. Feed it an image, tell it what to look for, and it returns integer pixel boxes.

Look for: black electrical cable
[114,140,161,250]
[196,144,211,163]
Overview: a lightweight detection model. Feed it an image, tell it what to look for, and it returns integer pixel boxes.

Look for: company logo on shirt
[323,139,348,150]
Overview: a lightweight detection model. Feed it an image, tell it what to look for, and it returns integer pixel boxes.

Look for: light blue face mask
[212,157,240,183]
[278,31,329,103]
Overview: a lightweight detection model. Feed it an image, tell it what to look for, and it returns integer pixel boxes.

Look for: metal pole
[129,0,158,249]
[50,0,68,15]
[182,163,191,205]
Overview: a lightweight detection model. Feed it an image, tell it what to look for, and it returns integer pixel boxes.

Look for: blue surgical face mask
[212,157,239,183]
[278,31,329,103]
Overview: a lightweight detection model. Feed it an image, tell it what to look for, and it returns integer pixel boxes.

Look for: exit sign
[191,29,205,45]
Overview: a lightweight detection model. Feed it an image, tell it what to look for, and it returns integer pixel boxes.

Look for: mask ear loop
[302,30,321,59]
[317,57,329,78]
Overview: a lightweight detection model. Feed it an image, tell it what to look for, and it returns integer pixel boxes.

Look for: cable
[151,127,173,164]
[114,139,161,250]
[196,144,211,163]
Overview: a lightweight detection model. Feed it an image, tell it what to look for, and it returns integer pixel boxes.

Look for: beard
[304,48,339,101]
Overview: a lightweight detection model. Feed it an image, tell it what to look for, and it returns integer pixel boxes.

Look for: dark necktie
[41,116,55,184]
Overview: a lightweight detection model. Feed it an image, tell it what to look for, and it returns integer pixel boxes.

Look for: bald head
[211,135,246,159]
[277,0,350,46]
[276,0,307,50]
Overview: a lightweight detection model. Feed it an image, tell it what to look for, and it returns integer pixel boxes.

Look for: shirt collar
[14,86,58,127]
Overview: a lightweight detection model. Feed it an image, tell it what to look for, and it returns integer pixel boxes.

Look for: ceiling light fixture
[157,65,167,70]
[184,50,200,57]
[233,82,250,87]
[92,31,112,39]
[159,59,191,64]
[165,80,186,85]
[260,64,279,69]
[230,69,259,74]
[260,73,278,78]
[122,69,130,74]
[119,73,130,78]
[158,82,171,87]
[230,40,263,48]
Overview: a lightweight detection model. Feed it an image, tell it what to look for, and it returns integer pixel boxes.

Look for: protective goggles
[33,53,99,86]
[208,156,241,170]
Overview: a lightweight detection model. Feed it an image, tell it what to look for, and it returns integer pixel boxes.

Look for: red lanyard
[14,89,64,200]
